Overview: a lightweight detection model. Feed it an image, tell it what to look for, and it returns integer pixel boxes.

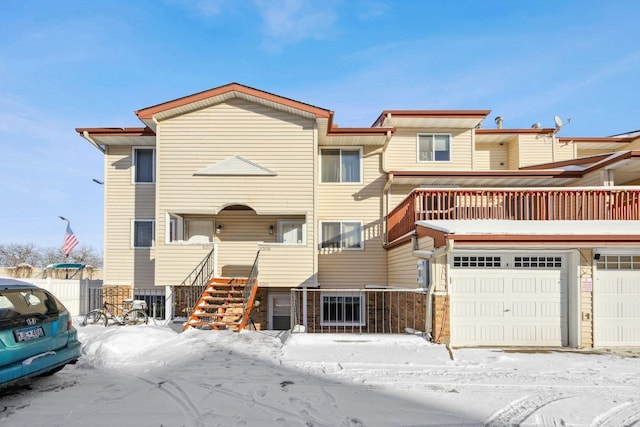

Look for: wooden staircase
[183,277,258,331]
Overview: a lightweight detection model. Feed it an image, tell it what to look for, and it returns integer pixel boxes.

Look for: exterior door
[594,254,640,346]
[449,253,568,347]
[269,293,291,330]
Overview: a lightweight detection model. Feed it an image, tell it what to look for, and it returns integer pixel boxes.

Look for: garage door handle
[504,309,511,312]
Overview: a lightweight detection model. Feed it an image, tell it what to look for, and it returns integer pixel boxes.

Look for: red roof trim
[372,110,491,127]
[519,154,612,170]
[327,126,395,137]
[135,82,332,120]
[389,170,582,178]
[476,128,555,135]
[558,136,634,143]
[75,127,156,136]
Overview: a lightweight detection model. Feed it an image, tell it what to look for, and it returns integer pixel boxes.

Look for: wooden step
[202,296,244,302]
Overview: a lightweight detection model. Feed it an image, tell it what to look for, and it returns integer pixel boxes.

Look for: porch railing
[387,187,640,243]
[291,288,428,334]
[242,250,260,313]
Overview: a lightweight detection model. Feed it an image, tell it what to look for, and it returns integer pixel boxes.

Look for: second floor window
[133,220,154,248]
[417,134,451,162]
[321,148,361,183]
[133,148,155,183]
[320,221,363,249]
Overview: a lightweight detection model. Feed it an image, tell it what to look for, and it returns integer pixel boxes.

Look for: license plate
[14,326,45,342]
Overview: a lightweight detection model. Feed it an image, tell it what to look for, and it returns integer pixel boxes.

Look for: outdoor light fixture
[216,224,223,234]
[92,178,104,185]
[269,225,274,235]
[59,216,69,223]
[594,253,601,261]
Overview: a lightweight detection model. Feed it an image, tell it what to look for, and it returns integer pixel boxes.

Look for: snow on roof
[416,220,640,235]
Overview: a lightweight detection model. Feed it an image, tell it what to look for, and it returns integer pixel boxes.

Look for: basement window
[321,294,365,326]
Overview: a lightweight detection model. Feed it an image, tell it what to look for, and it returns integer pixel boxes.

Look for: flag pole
[59,216,71,278]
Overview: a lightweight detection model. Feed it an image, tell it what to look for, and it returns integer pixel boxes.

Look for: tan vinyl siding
[508,139,520,170]
[154,98,315,286]
[257,245,316,287]
[572,170,606,187]
[318,147,387,288]
[385,129,473,170]
[155,244,214,286]
[517,134,557,168]
[104,145,156,287]
[474,142,508,170]
[554,138,576,162]
[387,241,417,288]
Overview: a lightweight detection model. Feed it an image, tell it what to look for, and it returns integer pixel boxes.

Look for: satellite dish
[554,115,563,129]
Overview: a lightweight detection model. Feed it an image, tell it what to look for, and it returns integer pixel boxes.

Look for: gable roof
[135,82,332,123]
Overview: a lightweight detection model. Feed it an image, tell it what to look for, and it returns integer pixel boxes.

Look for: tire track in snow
[136,375,204,427]
[484,394,568,427]
[591,402,640,427]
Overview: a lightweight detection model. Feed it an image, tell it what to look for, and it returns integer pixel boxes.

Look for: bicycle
[82,298,149,326]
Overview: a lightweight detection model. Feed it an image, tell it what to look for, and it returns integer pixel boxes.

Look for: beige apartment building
[78,83,640,348]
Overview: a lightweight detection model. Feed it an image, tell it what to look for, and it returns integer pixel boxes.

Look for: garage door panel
[480,279,504,293]
[513,326,536,341]
[512,278,536,293]
[479,302,505,317]
[594,256,640,347]
[512,302,536,317]
[450,253,567,347]
[480,326,504,341]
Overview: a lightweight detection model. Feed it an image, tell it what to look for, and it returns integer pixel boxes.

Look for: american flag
[62,224,79,255]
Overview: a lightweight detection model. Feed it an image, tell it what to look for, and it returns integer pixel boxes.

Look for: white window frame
[416,133,452,163]
[132,146,156,184]
[320,293,366,326]
[132,219,155,249]
[277,220,306,245]
[320,147,363,184]
[319,220,364,250]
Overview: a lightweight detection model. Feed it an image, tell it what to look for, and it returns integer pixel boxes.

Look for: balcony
[387,187,640,243]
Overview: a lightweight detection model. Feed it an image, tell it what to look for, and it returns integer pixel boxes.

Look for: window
[321,294,364,326]
[321,148,361,183]
[133,220,154,248]
[185,219,214,243]
[514,256,562,268]
[596,255,640,270]
[278,220,305,245]
[453,256,502,268]
[133,147,155,183]
[417,134,451,162]
[320,221,363,249]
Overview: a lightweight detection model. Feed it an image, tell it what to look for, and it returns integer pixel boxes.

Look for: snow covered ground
[2,320,640,427]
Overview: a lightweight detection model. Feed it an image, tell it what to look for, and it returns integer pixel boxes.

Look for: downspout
[412,239,454,341]
[82,131,106,153]
[381,128,393,244]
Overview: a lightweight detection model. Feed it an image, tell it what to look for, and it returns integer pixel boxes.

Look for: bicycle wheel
[82,309,108,326]
[123,309,148,325]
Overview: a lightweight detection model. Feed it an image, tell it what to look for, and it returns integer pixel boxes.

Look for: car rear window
[0,289,61,319]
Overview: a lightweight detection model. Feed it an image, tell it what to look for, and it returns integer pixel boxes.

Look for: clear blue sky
[1,0,639,252]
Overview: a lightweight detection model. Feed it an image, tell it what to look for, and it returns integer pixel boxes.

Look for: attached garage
[449,253,569,347]
[594,253,640,347]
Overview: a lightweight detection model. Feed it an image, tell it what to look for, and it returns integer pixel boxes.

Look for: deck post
[302,287,308,332]
[165,285,174,321]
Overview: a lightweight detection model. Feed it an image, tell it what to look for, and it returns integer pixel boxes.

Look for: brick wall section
[432,294,450,344]
[102,285,134,317]
[292,290,427,334]
[579,248,594,348]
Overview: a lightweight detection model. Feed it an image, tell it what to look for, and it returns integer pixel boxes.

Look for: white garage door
[594,254,640,347]
[450,253,568,347]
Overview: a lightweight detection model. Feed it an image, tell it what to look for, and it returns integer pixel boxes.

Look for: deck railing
[387,188,640,243]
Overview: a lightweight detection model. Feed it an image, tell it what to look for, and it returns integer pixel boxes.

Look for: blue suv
[0,279,81,385]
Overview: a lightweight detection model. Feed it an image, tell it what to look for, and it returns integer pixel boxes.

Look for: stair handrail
[179,246,216,316]
[242,250,260,311]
